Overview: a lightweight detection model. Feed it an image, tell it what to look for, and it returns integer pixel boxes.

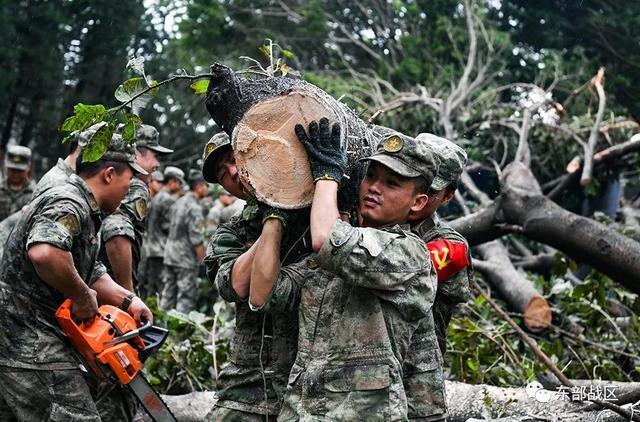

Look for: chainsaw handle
[102,320,153,346]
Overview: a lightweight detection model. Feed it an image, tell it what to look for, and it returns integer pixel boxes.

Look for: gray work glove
[295,117,347,183]
[258,201,291,228]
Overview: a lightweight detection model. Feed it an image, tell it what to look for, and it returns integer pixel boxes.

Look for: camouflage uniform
[200,130,314,419]
[141,188,179,298]
[402,133,473,421]
[98,176,150,285]
[0,158,75,262]
[205,196,245,238]
[33,157,75,198]
[160,191,206,312]
[264,133,439,421]
[274,220,437,421]
[0,145,35,221]
[0,174,107,421]
[204,205,311,420]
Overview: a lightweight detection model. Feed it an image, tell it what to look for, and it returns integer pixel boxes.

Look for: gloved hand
[258,201,290,228]
[295,117,347,183]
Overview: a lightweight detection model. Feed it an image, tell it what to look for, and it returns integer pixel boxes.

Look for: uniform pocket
[322,364,390,421]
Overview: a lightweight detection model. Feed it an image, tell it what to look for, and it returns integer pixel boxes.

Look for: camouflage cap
[135,124,173,154]
[188,168,206,183]
[416,133,467,190]
[4,145,32,171]
[151,170,165,182]
[163,166,185,183]
[101,133,148,175]
[201,131,231,183]
[115,124,173,154]
[362,132,438,186]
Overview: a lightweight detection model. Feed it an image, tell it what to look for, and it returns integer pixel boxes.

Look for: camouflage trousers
[160,264,198,313]
[138,257,165,300]
[0,366,101,421]
[87,376,140,422]
[205,405,273,422]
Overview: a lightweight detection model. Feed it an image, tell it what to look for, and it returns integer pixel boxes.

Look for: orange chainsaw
[56,299,176,422]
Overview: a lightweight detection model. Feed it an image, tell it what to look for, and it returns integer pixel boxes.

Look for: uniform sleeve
[205,220,248,303]
[25,200,82,252]
[187,204,205,247]
[101,212,135,243]
[89,261,108,285]
[316,220,431,292]
[252,258,308,313]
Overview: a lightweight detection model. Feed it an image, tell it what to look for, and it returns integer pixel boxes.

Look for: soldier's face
[214,150,246,200]
[103,166,134,214]
[6,167,28,186]
[358,162,427,228]
[135,148,159,176]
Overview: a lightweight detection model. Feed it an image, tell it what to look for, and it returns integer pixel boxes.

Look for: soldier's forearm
[249,219,283,309]
[194,243,205,264]
[27,243,93,301]
[311,180,340,252]
[230,238,260,300]
[105,236,134,292]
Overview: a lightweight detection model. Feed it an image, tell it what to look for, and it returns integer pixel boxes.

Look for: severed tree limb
[475,240,552,331]
[580,67,607,187]
[472,280,640,422]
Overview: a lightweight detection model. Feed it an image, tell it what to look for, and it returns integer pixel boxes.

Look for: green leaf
[82,123,114,163]
[190,79,210,95]
[124,113,143,125]
[259,45,270,58]
[60,103,107,133]
[114,77,158,109]
[282,49,294,59]
[121,121,136,143]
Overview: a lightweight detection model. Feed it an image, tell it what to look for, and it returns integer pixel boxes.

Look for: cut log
[143,381,639,422]
[475,240,552,331]
[205,63,380,208]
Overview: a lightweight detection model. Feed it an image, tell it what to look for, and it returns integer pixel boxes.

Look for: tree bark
[475,240,552,331]
[499,162,640,294]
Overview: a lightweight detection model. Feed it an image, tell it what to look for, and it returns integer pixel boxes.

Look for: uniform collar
[410,213,438,237]
[68,174,101,214]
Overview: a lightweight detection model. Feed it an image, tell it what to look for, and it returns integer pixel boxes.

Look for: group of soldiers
[0,114,474,421]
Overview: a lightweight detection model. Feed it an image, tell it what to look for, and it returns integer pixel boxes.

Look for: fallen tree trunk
[204,63,378,208]
[499,162,640,294]
[143,380,640,422]
[475,241,552,331]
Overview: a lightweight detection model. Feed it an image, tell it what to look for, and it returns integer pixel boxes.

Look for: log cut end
[523,295,552,332]
[232,90,340,209]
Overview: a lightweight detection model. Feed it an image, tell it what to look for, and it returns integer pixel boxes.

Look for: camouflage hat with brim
[189,168,206,183]
[115,124,173,154]
[101,133,148,175]
[4,145,32,171]
[151,170,165,182]
[201,131,231,183]
[416,133,467,191]
[361,132,438,186]
[163,166,185,183]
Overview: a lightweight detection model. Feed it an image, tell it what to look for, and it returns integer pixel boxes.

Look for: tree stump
[205,63,381,208]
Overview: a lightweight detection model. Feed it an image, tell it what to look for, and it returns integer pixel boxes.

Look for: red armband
[426,238,470,282]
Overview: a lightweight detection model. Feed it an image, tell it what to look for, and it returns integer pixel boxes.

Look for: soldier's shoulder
[433,219,468,245]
